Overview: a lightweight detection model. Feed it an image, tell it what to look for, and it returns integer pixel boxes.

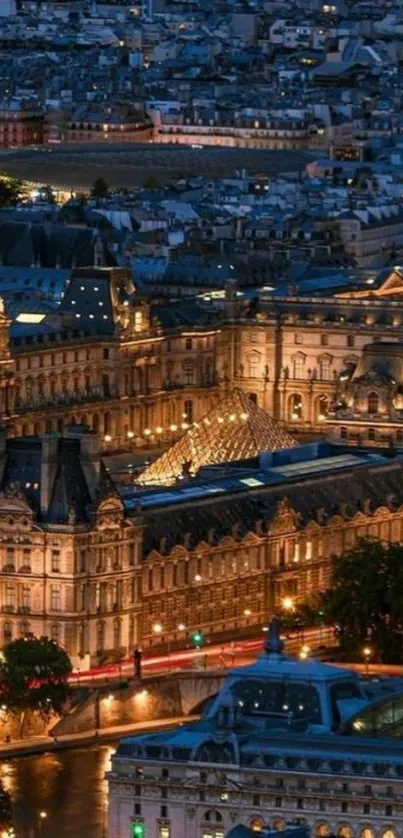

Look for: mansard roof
[138,388,298,487]
[136,449,403,555]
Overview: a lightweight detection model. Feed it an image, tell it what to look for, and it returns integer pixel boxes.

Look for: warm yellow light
[143,428,152,436]
[107,693,114,701]
[153,622,163,634]
[229,414,236,421]
[217,416,224,424]
[240,412,248,420]
[177,622,186,631]
[16,313,46,324]
[282,596,294,611]
[104,434,112,442]
[181,422,188,430]
[194,574,202,582]
[127,431,134,439]
[244,608,251,616]
[155,426,163,434]
[299,644,311,660]
[363,646,372,658]
[39,812,47,820]
[169,424,178,432]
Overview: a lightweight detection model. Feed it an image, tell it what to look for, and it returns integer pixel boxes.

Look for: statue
[264,616,284,656]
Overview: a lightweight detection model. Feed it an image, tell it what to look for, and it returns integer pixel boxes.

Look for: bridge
[54,670,226,737]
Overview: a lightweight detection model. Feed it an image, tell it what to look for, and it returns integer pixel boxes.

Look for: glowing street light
[244,608,251,617]
[282,596,295,611]
[177,623,186,631]
[299,644,311,660]
[153,623,163,634]
[362,645,372,675]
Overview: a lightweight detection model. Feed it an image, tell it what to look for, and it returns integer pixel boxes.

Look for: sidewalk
[0,715,197,759]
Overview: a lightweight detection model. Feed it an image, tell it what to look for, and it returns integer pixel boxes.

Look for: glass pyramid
[138,388,298,486]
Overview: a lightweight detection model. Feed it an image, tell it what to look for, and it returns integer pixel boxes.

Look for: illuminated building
[107,620,403,838]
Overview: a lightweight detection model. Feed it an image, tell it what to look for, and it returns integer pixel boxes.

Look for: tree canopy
[91,177,109,198]
[0,635,72,735]
[323,538,403,663]
[0,174,27,207]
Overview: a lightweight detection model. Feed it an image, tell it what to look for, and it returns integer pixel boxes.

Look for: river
[0,744,116,838]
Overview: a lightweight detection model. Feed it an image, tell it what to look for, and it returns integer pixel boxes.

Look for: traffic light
[191,629,205,649]
[132,823,146,838]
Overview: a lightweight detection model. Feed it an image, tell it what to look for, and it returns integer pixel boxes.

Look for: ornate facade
[6,265,403,449]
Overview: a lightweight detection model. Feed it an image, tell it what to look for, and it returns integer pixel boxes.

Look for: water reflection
[0,744,116,838]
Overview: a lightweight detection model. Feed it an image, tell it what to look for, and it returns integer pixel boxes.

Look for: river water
[1,744,116,838]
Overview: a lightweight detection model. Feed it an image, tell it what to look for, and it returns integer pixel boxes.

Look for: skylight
[16,313,46,324]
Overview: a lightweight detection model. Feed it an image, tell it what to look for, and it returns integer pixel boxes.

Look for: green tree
[279,593,326,634]
[91,177,109,198]
[0,635,72,736]
[0,174,27,207]
[324,538,403,663]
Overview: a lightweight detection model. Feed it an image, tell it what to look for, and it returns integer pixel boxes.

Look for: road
[69,626,333,685]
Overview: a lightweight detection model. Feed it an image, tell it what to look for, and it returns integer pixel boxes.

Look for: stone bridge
[54,670,226,737]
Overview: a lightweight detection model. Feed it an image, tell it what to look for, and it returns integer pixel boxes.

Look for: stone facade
[6,266,403,449]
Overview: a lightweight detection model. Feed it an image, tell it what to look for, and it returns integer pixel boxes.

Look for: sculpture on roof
[263,616,284,656]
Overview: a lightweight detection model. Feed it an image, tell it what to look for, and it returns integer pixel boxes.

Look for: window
[275,796,282,807]
[159,827,170,838]
[347,335,355,347]
[340,426,348,439]
[51,585,61,611]
[250,819,263,833]
[368,391,379,415]
[319,357,331,380]
[96,620,105,652]
[253,794,260,807]
[360,831,374,838]
[321,334,328,346]
[385,804,393,817]
[294,333,303,345]
[184,362,194,385]
[316,827,330,837]
[134,311,143,332]
[368,428,376,441]
[113,618,121,650]
[317,394,328,420]
[289,393,303,420]
[363,803,370,815]
[22,585,30,608]
[103,348,109,360]
[341,802,348,813]
[51,549,60,572]
[184,400,193,423]
[160,806,168,818]
[134,804,141,815]
[185,337,193,350]
[338,828,353,838]
[5,584,14,607]
[293,355,304,379]
[248,352,260,378]
[6,547,14,567]
[51,624,60,643]
[3,622,12,643]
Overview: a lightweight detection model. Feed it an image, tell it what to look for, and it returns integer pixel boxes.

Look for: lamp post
[38,811,47,838]
[153,622,187,670]
[362,645,372,676]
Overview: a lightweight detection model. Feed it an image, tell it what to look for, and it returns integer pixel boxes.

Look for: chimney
[40,435,60,516]
[66,427,100,502]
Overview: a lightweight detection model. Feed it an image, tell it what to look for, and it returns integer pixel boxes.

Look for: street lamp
[362,645,372,675]
[38,811,47,838]
[152,623,163,635]
[282,596,295,611]
[244,608,251,617]
[299,644,311,660]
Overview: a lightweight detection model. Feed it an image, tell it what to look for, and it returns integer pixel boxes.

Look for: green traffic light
[132,823,145,838]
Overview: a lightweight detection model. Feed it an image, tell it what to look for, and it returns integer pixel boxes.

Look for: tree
[91,177,109,198]
[0,781,13,835]
[0,635,72,736]
[0,174,27,207]
[324,538,403,663]
[142,176,161,190]
[279,593,326,634]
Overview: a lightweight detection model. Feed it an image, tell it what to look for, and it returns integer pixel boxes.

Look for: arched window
[250,819,263,833]
[360,830,374,838]
[317,395,328,420]
[368,391,379,415]
[316,826,330,837]
[368,428,376,441]
[96,620,105,653]
[203,811,223,824]
[184,400,193,423]
[272,821,285,832]
[338,827,353,838]
[340,426,348,439]
[382,831,396,838]
[19,620,30,637]
[289,393,303,421]
[3,622,12,644]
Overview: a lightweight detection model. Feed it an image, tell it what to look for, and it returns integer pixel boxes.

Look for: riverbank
[0,715,198,759]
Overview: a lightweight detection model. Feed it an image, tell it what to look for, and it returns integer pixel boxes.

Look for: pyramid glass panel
[138,388,298,486]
